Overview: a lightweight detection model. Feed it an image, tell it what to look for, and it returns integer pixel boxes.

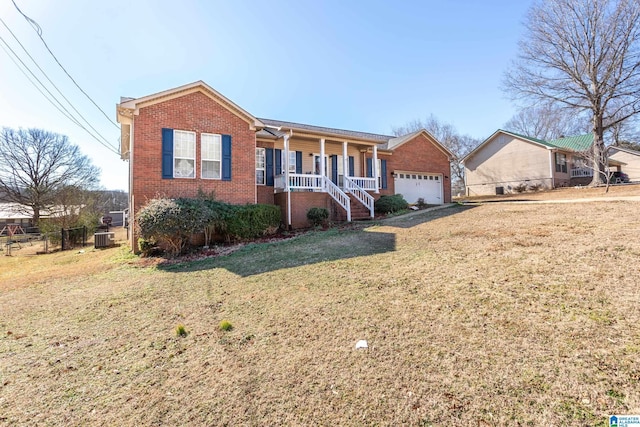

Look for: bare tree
[0,128,100,225]
[504,103,589,140]
[504,0,640,185]
[392,114,480,188]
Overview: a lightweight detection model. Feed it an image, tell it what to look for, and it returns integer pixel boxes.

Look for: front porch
[272,134,384,226]
[275,173,377,223]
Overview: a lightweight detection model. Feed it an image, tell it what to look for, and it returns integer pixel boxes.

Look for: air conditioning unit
[94,232,115,248]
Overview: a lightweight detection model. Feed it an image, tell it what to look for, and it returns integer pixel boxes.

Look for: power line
[0,35,121,156]
[0,41,81,128]
[0,17,119,152]
[11,0,121,130]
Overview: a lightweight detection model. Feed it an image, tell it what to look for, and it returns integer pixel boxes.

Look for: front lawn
[1,202,639,425]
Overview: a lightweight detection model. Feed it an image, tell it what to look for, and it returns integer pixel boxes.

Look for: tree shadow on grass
[158,228,396,277]
[158,204,473,277]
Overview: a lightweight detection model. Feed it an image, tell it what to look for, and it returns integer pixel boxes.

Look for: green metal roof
[547,134,593,152]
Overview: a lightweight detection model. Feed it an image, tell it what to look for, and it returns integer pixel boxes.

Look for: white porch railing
[347,176,377,191]
[275,173,323,190]
[323,176,351,222]
[571,167,593,178]
[344,176,374,218]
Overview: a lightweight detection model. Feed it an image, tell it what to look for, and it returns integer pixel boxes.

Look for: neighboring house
[0,203,33,230]
[607,146,640,182]
[462,130,606,196]
[116,81,452,249]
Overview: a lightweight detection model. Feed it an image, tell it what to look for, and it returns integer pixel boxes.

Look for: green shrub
[416,197,428,209]
[137,198,208,256]
[137,238,159,256]
[224,204,281,240]
[219,320,233,331]
[175,324,188,338]
[307,207,329,227]
[375,194,409,214]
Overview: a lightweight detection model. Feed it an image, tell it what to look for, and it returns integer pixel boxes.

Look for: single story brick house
[117,81,452,249]
[461,130,622,196]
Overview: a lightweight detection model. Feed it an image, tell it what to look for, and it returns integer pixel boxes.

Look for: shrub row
[136,197,281,256]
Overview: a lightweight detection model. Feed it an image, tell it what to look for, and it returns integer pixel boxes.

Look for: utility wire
[0,41,82,128]
[11,0,121,129]
[0,35,121,156]
[0,17,119,152]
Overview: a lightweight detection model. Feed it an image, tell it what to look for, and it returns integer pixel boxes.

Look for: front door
[313,154,328,176]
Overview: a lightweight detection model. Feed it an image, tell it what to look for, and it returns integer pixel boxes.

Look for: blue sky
[0,0,531,191]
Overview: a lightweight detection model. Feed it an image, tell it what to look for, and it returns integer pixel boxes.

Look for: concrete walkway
[378,203,457,225]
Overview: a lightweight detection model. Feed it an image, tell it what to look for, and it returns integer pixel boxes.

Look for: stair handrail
[344,176,374,218]
[323,176,351,221]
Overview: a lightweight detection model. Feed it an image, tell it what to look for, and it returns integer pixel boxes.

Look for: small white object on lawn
[355,339,368,349]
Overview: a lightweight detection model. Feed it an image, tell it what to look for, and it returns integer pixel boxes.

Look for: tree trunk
[32,207,40,228]
[589,114,606,186]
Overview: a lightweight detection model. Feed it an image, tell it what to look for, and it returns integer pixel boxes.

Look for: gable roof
[462,129,595,164]
[118,81,264,130]
[378,129,453,158]
[462,129,554,163]
[258,117,392,144]
[607,145,640,156]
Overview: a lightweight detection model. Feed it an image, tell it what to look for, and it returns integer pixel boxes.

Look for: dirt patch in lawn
[1,202,640,425]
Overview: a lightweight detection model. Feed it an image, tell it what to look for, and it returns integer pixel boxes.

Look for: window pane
[256,148,265,168]
[202,134,221,161]
[289,151,296,172]
[256,170,265,185]
[175,159,195,178]
[202,160,221,179]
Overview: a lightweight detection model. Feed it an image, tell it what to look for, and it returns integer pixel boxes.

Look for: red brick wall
[130,91,256,248]
[256,140,275,205]
[368,134,452,203]
[274,192,338,229]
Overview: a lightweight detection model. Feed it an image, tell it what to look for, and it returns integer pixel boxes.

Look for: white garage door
[394,172,443,204]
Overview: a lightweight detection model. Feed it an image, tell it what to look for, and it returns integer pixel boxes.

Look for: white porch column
[284,134,292,227]
[320,138,326,189]
[342,141,348,189]
[373,145,380,194]
[284,134,290,190]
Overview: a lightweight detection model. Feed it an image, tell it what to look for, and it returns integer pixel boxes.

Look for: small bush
[307,207,329,227]
[175,324,188,338]
[416,198,428,209]
[219,320,233,331]
[137,238,159,256]
[137,198,208,256]
[513,183,528,193]
[375,194,409,214]
[528,183,543,192]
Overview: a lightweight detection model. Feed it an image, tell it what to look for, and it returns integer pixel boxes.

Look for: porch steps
[349,194,373,220]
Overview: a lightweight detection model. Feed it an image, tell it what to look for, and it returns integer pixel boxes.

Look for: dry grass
[457,181,640,202]
[1,204,640,426]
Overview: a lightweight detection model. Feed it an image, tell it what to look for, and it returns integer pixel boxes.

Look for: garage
[394,171,443,204]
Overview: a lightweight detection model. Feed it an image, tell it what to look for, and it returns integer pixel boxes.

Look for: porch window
[555,153,567,173]
[201,133,222,179]
[288,151,297,173]
[256,148,265,185]
[174,130,196,178]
